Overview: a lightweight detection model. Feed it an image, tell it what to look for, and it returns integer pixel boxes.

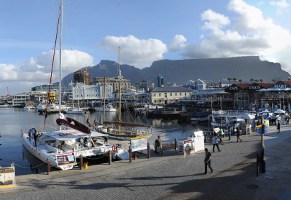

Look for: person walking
[227,125,231,141]
[30,128,37,146]
[277,122,281,133]
[154,135,162,154]
[212,133,221,152]
[236,127,242,142]
[203,148,213,175]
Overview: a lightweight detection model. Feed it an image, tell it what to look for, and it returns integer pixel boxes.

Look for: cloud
[182,0,291,66]
[201,9,230,32]
[270,0,289,15]
[100,35,167,68]
[0,50,93,94]
[168,35,187,51]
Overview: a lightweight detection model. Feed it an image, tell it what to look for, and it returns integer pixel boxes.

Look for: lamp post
[260,113,265,173]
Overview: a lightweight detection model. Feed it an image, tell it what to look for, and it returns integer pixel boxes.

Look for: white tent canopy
[274,109,286,114]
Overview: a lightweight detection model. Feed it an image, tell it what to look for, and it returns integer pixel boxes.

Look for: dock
[1,125,291,200]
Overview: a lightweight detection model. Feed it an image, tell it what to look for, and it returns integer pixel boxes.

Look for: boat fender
[112,145,116,152]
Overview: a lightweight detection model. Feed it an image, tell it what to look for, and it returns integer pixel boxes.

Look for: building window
[159,93,161,96]
[170,93,172,96]
[175,93,177,96]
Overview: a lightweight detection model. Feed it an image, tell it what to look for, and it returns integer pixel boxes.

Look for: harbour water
[0,108,203,175]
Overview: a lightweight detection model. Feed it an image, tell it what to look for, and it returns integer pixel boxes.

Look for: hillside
[62,56,290,85]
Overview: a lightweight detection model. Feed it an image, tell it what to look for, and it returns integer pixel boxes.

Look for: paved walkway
[1,125,291,200]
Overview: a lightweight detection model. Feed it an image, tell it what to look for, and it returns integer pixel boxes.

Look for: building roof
[152,86,192,93]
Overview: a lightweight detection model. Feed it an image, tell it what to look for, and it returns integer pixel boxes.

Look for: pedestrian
[203,148,213,175]
[154,135,162,154]
[236,128,242,142]
[227,125,231,141]
[31,128,38,146]
[277,122,281,133]
[28,128,32,141]
[212,133,221,152]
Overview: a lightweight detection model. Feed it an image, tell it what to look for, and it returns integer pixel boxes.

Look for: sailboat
[21,0,110,170]
[98,48,152,140]
[66,99,84,114]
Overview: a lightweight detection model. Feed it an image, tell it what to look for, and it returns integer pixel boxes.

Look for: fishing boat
[21,0,110,170]
[95,103,117,112]
[211,110,255,128]
[190,111,211,122]
[66,100,84,114]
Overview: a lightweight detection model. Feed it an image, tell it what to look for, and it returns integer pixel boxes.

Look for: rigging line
[43,7,61,130]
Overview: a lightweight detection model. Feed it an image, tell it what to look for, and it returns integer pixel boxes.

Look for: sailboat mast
[102,76,106,124]
[56,0,63,131]
[118,47,122,134]
[58,0,63,120]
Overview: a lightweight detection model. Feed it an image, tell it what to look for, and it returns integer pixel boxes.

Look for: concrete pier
[1,125,291,200]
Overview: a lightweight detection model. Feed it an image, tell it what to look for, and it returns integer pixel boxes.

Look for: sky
[1,0,291,95]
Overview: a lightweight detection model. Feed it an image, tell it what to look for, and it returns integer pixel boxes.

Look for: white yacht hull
[21,132,76,170]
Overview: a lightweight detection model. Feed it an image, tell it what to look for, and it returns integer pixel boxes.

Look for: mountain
[62,56,290,85]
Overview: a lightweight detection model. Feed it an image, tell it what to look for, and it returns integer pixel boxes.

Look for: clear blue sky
[1,0,291,95]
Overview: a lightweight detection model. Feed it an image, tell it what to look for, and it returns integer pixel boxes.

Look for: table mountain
[62,56,290,85]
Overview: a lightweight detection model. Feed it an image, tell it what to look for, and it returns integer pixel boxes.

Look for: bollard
[256,152,259,176]
[80,155,83,170]
[47,161,51,175]
[147,142,150,159]
[129,146,132,163]
[261,160,266,173]
[174,139,177,151]
[108,150,112,165]
[83,162,88,169]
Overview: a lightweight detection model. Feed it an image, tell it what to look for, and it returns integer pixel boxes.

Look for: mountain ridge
[62,56,290,85]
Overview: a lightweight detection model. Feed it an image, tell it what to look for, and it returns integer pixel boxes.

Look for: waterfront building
[150,86,192,105]
[31,82,59,92]
[181,88,232,109]
[259,80,291,111]
[93,77,131,93]
[71,82,113,100]
[73,68,91,85]
[11,93,30,106]
[119,89,149,105]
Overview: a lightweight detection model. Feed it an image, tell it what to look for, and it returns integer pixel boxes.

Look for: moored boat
[21,129,77,170]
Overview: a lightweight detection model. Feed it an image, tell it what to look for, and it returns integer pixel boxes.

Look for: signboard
[130,136,148,152]
[256,120,269,134]
[229,86,238,91]
[274,84,287,89]
[0,163,16,189]
[248,85,261,90]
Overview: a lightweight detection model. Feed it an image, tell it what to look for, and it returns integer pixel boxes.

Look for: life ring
[112,145,116,152]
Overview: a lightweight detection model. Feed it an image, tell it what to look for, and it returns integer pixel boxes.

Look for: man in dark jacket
[204,148,213,175]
